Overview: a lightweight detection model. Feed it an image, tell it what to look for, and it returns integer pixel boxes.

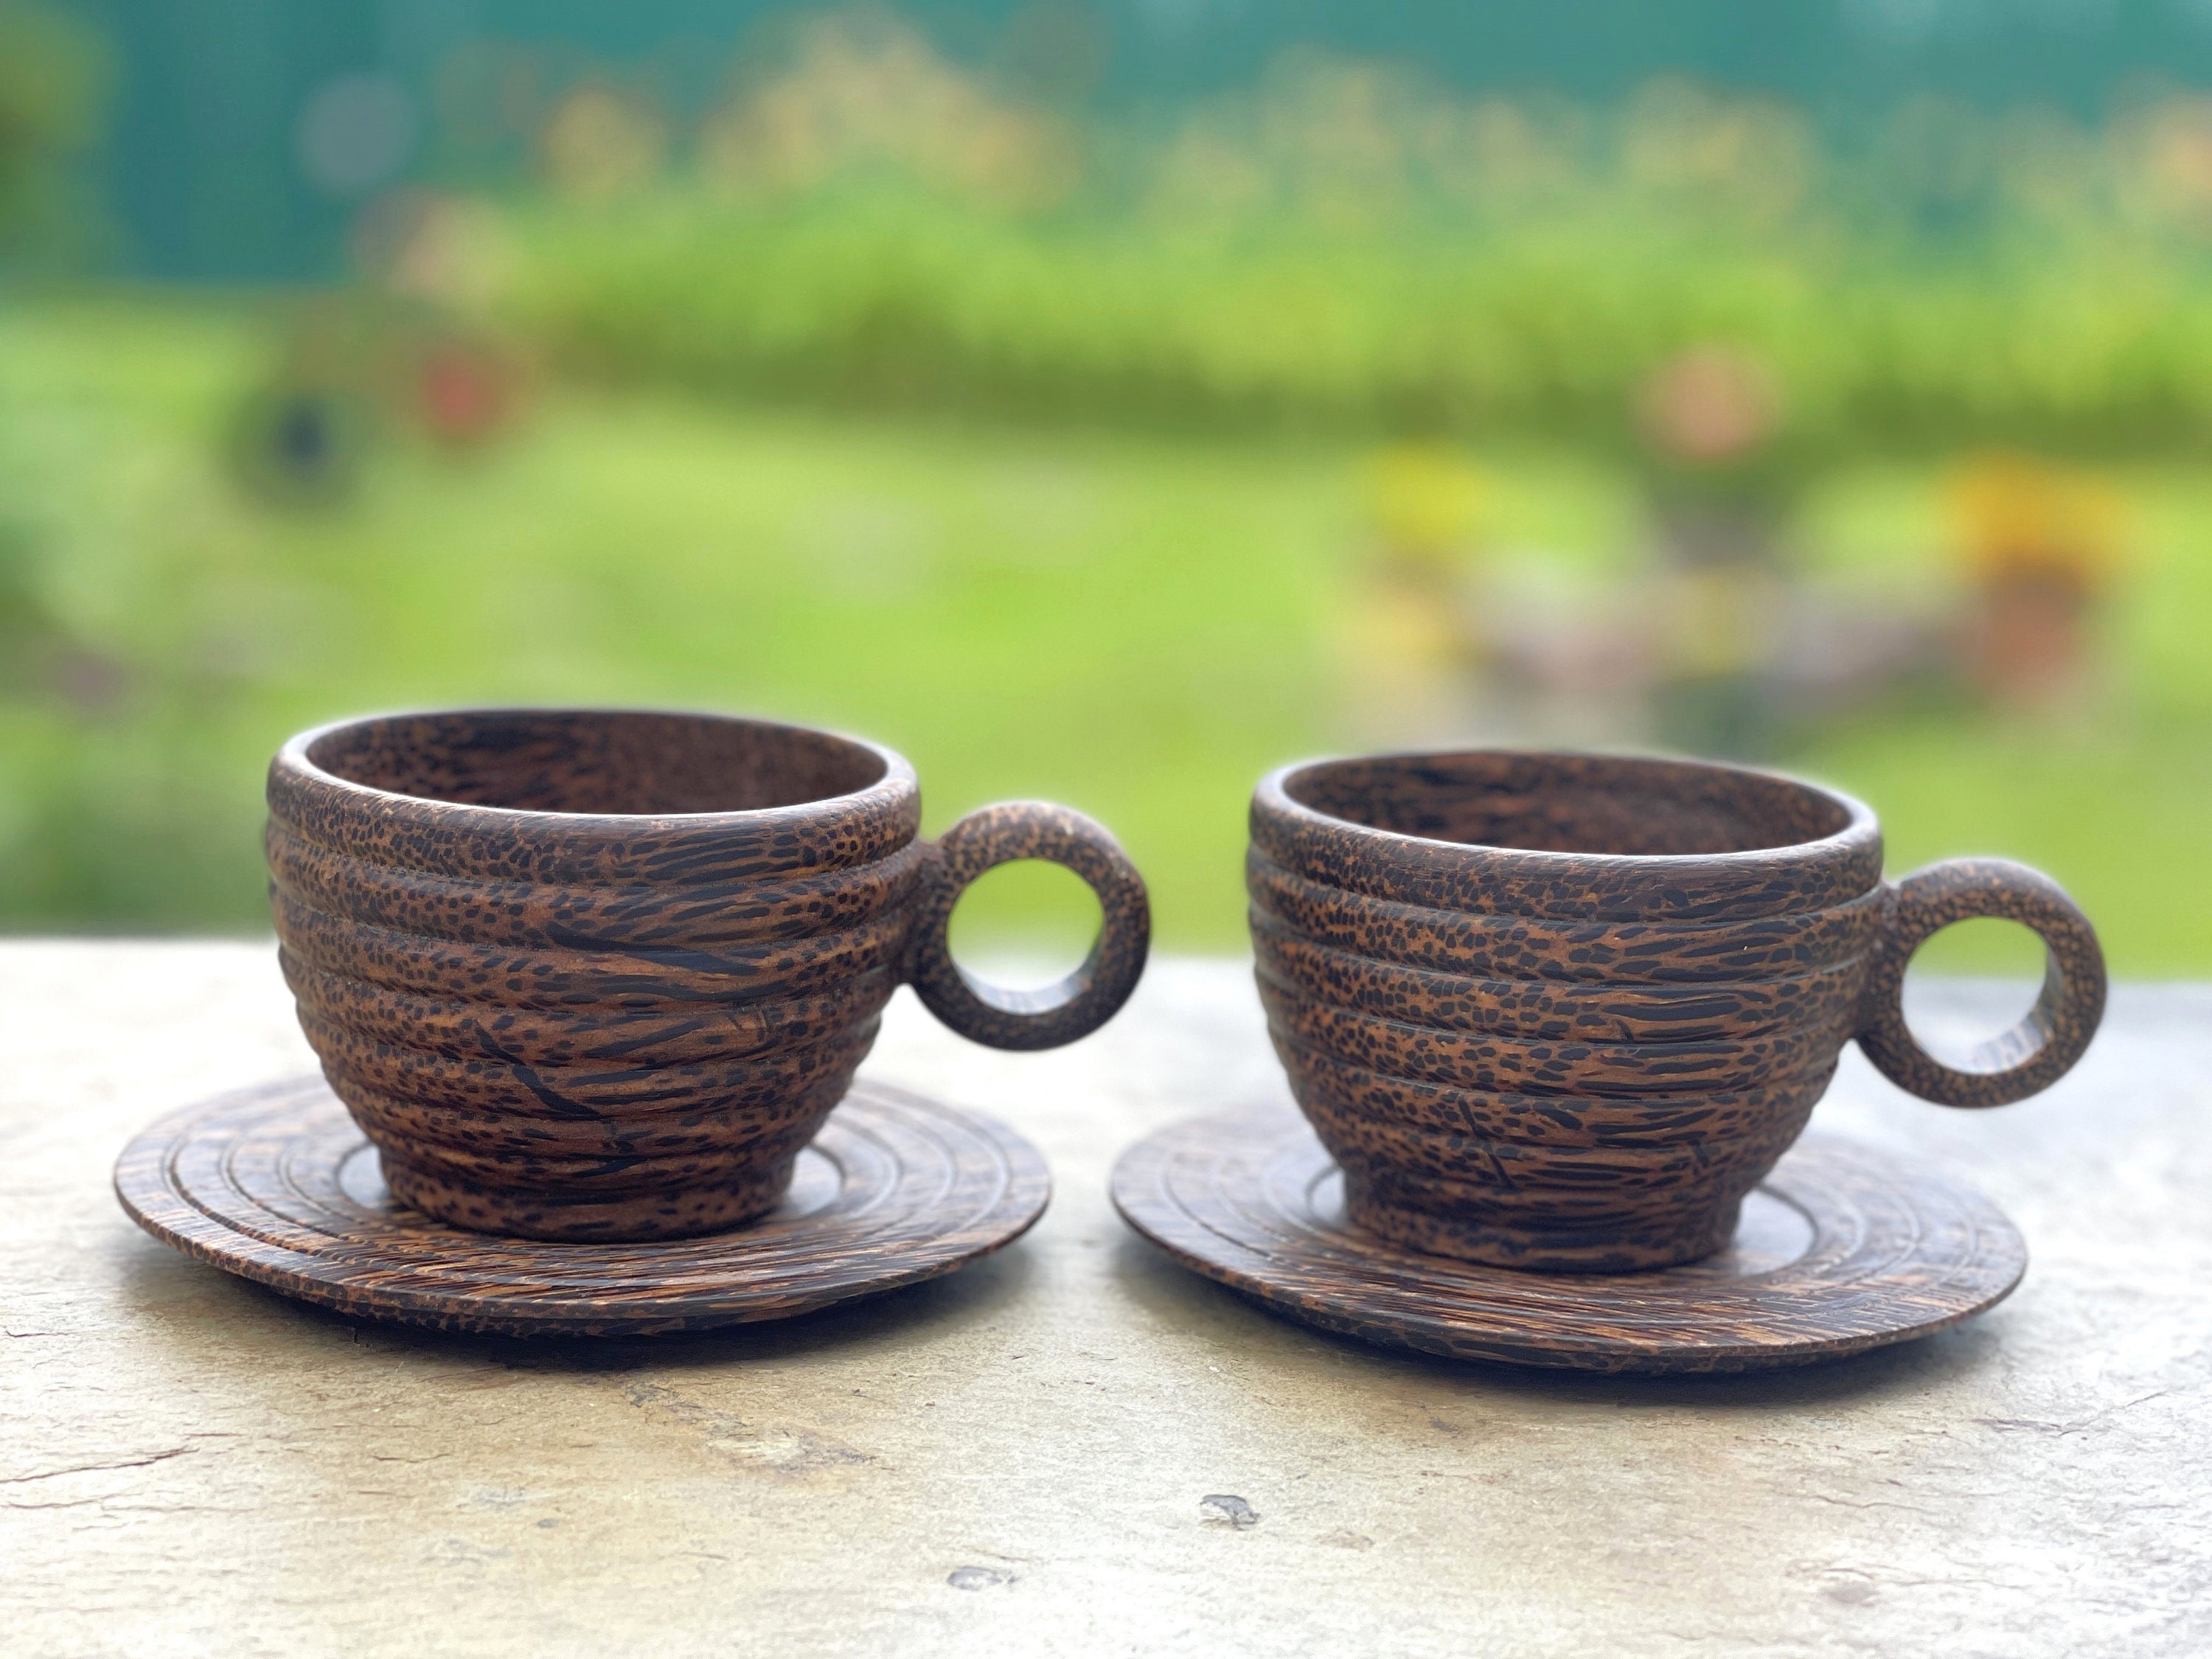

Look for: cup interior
[1281,752,1854,858]
[305,710,888,817]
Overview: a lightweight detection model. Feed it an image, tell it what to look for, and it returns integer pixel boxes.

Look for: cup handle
[1854,858,2107,1107]
[905,801,1150,1051]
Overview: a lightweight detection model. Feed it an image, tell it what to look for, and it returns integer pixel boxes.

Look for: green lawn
[2,297,2208,973]
[0,299,1347,949]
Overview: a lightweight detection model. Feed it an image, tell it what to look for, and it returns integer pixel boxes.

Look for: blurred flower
[1637,347,1781,465]
[1431,97,1587,206]
[1621,79,1810,222]
[1366,443,1489,572]
[352,190,515,315]
[1340,442,1495,744]
[416,338,520,449]
[1947,451,2126,711]
[541,84,668,202]
[1343,573,1468,674]
[2127,97,2212,225]
[1256,54,1415,229]
[1948,451,2124,590]
[698,15,1076,211]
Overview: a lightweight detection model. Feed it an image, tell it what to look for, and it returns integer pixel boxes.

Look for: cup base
[1344,1175,1745,1274]
[380,1154,800,1243]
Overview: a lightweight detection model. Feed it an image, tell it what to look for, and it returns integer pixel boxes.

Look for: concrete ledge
[3,943,2206,1657]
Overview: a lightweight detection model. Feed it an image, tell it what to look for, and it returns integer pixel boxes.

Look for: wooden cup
[1248,751,2105,1272]
[268,708,1150,1241]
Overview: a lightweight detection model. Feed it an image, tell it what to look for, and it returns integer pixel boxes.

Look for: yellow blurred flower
[1366,442,1490,568]
[1947,451,2125,591]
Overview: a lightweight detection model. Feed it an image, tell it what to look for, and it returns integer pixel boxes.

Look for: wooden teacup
[268,708,1149,1241]
[1249,751,2105,1272]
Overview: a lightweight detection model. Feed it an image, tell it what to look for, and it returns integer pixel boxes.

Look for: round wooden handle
[1855,857,2106,1107]
[906,801,1150,1051]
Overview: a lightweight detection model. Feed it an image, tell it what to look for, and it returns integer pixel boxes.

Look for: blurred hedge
[498,189,2212,459]
[462,30,2212,460]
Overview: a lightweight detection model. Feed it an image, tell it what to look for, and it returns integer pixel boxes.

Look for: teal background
[55,0,2212,280]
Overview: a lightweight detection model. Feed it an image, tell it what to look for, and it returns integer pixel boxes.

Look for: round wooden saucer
[116,1075,1049,1338]
[1111,1108,2026,1374]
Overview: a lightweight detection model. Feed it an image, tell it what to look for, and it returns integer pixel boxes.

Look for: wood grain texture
[1111,1107,2027,1374]
[267,708,1146,1240]
[113,1074,1051,1338]
[906,801,1151,1051]
[1249,750,2103,1272]
[1857,857,2107,1107]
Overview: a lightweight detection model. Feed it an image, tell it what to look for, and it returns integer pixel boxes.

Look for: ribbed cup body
[1250,752,1888,1272]
[268,710,925,1242]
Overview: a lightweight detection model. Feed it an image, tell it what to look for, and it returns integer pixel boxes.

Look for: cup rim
[276,705,917,827]
[1253,748,1883,919]
[268,706,925,883]
[1260,748,1875,863]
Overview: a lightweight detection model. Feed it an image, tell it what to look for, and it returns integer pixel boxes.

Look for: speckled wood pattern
[1248,751,2104,1273]
[267,709,1147,1242]
[1112,1107,2027,1374]
[114,1074,1050,1338]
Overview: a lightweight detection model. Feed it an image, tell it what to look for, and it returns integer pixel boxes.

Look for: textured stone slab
[2,944,2208,1658]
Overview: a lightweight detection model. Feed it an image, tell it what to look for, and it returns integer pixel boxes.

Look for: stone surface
[2,942,2208,1658]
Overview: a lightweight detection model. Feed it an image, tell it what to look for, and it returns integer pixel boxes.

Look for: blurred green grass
[0,296,1344,945]
[3,296,2209,971]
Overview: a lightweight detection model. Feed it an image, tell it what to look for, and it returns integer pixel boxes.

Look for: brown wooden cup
[268,708,1150,1242]
[1249,751,2105,1273]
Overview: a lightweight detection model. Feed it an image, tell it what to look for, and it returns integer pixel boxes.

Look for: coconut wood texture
[113,1074,1050,1338]
[1111,1107,2027,1374]
[1856,857,2107,1107]
[1248,751,2103,1273]
[907,801,1151,1051]
[267,708,1145,1242]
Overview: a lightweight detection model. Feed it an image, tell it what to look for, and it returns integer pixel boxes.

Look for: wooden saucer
[116,1075,1049,1338]
[1111,1108,2026,1374]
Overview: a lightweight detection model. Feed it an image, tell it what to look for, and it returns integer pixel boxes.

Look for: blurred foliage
[440,24,2212,462]
[0,1,104,264]
[0,300,1339,945]
[1,300,2210,969]
[3,13,2211,971]
[507,192,2212,460]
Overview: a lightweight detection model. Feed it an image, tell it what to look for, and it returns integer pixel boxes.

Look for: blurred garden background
[3,0,2211,970]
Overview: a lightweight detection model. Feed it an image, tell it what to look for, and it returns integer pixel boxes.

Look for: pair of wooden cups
[271,710,2104,1272]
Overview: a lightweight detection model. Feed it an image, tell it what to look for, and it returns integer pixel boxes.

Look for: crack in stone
[0,1447,195,1486]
